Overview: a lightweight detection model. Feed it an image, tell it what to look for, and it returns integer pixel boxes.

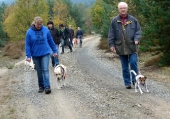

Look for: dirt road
[3,36,170,119]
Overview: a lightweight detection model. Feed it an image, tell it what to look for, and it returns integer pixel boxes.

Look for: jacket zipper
[121,24,126,55]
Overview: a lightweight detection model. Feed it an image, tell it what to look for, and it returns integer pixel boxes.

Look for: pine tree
[134,0,170,66]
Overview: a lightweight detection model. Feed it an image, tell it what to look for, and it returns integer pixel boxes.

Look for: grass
[6,65,14,69]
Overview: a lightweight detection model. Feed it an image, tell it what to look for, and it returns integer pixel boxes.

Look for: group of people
[25,1,141,94]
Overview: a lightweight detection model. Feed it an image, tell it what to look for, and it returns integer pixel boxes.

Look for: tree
[91,0,114,38]
[133,0,170,66]
[0,2,7,46]
[47,0,55,20]
[3,0,49,41]
[53,0,69,27]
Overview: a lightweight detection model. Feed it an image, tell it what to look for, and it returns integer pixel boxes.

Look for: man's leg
[50,50,55,67]
[61,39,65,53]
[119,55,131,87]
[129,53,138,83]
[66,39,72,52]
[54,45,59,65]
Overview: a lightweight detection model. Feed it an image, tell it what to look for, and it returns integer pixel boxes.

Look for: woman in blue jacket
[25,16,57,94]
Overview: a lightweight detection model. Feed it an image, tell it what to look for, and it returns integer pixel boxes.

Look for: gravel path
[9,36,170,119]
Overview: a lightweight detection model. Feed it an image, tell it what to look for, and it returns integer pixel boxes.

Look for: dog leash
[136,45,141,74]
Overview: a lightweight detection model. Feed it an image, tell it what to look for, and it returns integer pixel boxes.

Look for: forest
[0,0,170,67]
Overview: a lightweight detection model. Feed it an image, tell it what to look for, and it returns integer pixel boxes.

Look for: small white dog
[24,59,35,71]
[130,70,149,94]
[54,64,67,89]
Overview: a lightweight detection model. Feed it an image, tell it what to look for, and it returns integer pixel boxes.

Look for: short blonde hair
[32,16,43,24]
[118,2,128,8]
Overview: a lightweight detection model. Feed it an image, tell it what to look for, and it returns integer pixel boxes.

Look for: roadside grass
[0,41,24,118]
[0,40,25,69]
[0,76,16,119]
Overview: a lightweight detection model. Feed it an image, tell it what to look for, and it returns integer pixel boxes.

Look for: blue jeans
[32,54,50,89]
[50,45,59,67]
[119,53,138,86]
[78,35,82,46]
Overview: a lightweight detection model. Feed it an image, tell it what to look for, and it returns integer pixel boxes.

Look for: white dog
[24,59,35,71]
[54,64,67,89]
[130,70,149,94]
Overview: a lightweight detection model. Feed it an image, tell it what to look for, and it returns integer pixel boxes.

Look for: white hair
[118,2,128,8]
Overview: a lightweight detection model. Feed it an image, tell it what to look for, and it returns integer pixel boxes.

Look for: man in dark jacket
[59,24,72,54]
[47,21,60,67]
[76,27,83,47]
[108,2,142,89]
[69,25,74,47]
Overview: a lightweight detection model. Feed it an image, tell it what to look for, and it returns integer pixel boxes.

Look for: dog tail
[130,70,137,76]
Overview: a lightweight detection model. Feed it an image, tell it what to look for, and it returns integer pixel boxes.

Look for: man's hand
[110,46,115,52]
[53,53,58,57]
[135,41,139,45]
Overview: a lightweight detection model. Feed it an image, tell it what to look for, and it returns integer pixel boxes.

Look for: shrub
[144,55,160,67]
[3,40,25,59]
[98,38,110,52]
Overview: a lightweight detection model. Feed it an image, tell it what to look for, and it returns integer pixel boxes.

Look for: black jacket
[60,28,71,40]
[69,28,74,40]
[48,27,60,45]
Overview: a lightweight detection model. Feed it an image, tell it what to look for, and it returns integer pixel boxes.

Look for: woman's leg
[41,54,50,89]
[32,57,44,89]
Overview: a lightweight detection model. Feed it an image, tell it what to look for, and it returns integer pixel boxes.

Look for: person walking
[76,27,83,47]
[108,2,142,89]
[59,24,72,54]
[25,16,58,94]
[47,21,60,67]
[69,25,74,47]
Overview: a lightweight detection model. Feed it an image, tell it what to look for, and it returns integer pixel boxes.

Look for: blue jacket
[25,25,57,58]
[76,30,83,38]
[108,14,141,55]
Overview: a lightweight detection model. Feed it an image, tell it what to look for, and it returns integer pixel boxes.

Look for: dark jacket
[48,27,60,45]
[59,28,71,40]
[108,14,141,55]
[69,28,74,40]
[76,30,83,38]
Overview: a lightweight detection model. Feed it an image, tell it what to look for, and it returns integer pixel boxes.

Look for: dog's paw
[58,87,61,90]
[140,92,143,94]
[146,90,149,92]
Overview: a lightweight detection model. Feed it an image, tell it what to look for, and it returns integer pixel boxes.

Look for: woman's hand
[53,53,58,57]
[26,58,31,62]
